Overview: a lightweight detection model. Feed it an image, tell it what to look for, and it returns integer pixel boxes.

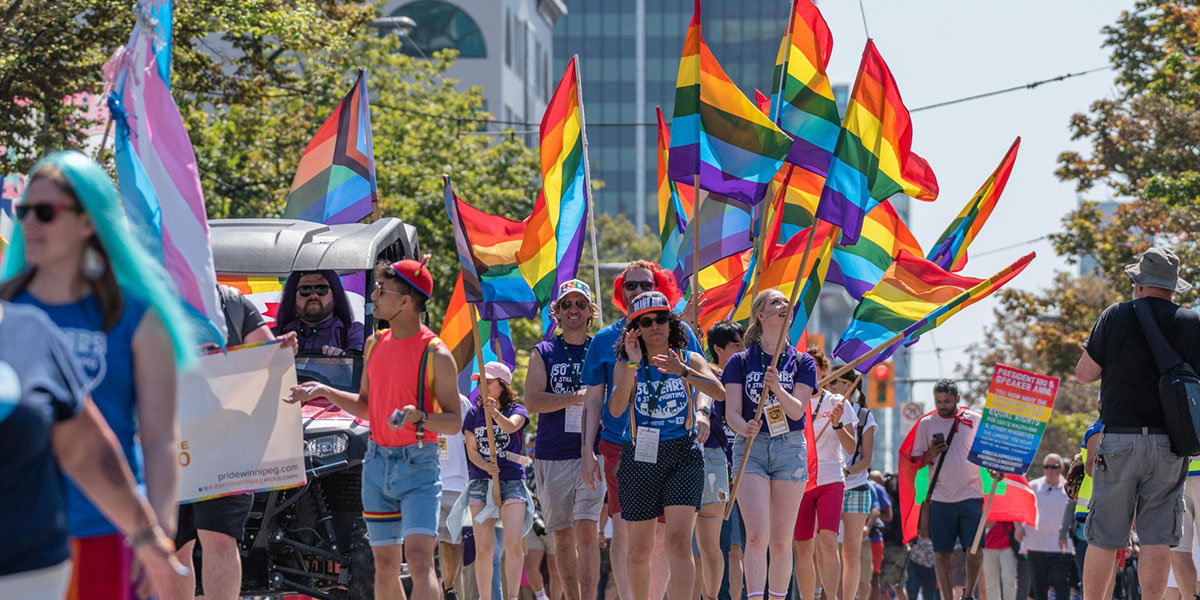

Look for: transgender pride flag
[107,0,225,345]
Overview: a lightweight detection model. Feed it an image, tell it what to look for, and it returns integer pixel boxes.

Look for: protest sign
[968,363,1059,475]
[176,341,306,502]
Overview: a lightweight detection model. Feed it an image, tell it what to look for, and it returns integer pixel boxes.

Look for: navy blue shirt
[0,302,89,576]
[463,402,529,481]
[722,343,817,433]
[532,335,590,460]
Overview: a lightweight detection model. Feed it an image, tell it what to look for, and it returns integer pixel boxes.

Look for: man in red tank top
[288,258,462,600]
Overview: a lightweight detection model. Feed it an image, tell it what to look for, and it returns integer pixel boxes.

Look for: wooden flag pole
[815,372,863,444]
[724,222,828,519]
[816,329,907,389]
[970,476,1002,555]
[468,304,503,507]
[574,55,605,326]
[690,177,706,334]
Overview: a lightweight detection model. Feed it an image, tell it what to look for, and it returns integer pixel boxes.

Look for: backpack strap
[1133,299,1187,373]
[851,405,870,465]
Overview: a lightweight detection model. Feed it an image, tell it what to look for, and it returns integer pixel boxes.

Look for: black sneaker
[443,587,459,600]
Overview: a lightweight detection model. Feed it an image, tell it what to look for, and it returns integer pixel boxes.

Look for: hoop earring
[82,245,106,281]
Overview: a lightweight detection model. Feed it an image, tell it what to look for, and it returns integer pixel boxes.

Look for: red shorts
[871,540,884,573]
[794,482,846,541]
[599,439,623,517]
[67,534,136,600]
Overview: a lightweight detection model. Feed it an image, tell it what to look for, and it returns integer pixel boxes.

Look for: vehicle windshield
[295,355,363,393]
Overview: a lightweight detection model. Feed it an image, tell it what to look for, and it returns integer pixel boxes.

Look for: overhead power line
[909,66,1111,113]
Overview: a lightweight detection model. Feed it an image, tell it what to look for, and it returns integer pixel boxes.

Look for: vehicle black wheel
[347,528,375,600]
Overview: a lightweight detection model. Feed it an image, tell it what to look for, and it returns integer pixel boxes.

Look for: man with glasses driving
[1024,453,1073,600]
[274,270,365,355]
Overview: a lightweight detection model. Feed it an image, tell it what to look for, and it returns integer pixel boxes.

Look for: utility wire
[970,235,1049,259]
[909,66,1111,113]
[858,0,871,39]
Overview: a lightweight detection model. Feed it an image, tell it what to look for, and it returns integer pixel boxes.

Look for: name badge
[437,438,449,461]
[765,398,789,437]
[565,404,584,434]
[634,426,660,463]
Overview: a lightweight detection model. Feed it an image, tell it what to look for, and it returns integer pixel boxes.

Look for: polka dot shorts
[616,434,705,522]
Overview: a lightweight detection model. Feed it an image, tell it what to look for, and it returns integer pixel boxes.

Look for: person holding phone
[907,379,984,600]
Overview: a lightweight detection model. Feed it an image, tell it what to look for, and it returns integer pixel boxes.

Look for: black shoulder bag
[1132,299,1200,456]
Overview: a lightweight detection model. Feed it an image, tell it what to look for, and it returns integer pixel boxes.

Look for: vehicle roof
[210,218,419,275]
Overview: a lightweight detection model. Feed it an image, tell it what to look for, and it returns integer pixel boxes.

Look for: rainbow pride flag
[518,56,589,336]
[770,0,839,176]
[657,107,694,273]
[107,0,225,345]
[668,0,793,206]
[444,176,539,321]
[829,202,924,300]
[730,221,836,322]
[833,251,1034,371]
[283,69,377,225]
[441,271,517,397]
[787,231,837,342]
[816,41,938,245]
[674,193,754,294]
[928,137,1020,272]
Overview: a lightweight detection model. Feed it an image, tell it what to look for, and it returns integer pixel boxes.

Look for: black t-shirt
[0,302,89,576]
[220,285,268,347]
[1085,298,1200,428]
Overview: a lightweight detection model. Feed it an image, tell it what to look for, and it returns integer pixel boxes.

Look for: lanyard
[628,353,693,439]
[557,335,589,388]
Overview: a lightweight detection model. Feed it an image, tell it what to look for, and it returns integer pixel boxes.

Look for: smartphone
[388,408,410,430]
[932,432,945,447]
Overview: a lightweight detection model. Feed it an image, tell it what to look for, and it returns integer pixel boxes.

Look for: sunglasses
[15,203,78,223]
[1043,464,1062,470]
[298,285,331,297]
[637,313,669,328]
[623,280,654,292]
[558,299,591,311]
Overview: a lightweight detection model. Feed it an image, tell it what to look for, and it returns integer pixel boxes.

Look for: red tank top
[367,325,443,447]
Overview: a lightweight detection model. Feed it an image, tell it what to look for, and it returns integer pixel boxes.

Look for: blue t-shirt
[627,360,695,442]
[0,303,89,575]
[463,402,529,481]
[721,343,817,433]
[532,335,590,460]
[869,480,891,542]
[15,288,149,537]
[703,393,729,451]
[582,317,703,444]
[1082,419,1103,448]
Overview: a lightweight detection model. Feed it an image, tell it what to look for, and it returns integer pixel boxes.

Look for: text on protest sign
[967,363,1059,475]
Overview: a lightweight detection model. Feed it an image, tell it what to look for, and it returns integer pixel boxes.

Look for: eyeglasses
[637,314,669,328]
[298,285,331,297]
[623,280,654,292]
[15,203,78,223]
[373,281,405,295]
[1043,464,1062,470]
[558,299,591,311]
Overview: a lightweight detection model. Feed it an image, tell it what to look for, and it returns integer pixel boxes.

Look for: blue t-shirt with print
[15,288,149,537]
[581,317,703,444]
[0,303,89,575]
[626,361,695,442]
[463,402,529,481]
[721,342,817,433]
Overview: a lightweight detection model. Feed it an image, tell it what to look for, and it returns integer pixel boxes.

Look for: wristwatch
[833,423,844,430]
[413,409,427,426]
[697,405,712,417]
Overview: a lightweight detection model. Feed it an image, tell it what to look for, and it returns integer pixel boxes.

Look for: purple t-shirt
[463,401,529,481]
[532,335,590,460]
[280,317,365,353]
[721,343,817,433]
[702,391,728,451]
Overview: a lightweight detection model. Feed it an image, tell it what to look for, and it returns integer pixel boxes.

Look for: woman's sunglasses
[15,203,78,223]
[636,313,669,328]
[298,285,331,297]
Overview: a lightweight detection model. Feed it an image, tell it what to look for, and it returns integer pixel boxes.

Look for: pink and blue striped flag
[107,0,225,345]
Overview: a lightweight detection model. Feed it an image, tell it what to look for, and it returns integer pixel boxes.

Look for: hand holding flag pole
[814,372,862,444]
[468,304,503,507]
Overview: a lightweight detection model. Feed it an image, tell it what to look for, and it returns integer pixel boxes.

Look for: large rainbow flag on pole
[107,0,225,345]
[668,0,793,206]
[657,107,694,273]
[674,194,754,294]
[830,203,924,300]
[816,40,938,245]
[833,251,1034,371]
[518,56,589,335]
[770,0,839,176]
[898,409,1038,543]
[927,137,1020,272]
[283,69,377,225]
[444,176,539,321]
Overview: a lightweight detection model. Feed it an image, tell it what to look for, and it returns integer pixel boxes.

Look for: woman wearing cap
[722,289,818,600]
[608,290,724,600]
[0,151,195,597]
[463,362,531,600]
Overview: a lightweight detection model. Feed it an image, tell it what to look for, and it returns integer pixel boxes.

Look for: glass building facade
[554,0,790,230]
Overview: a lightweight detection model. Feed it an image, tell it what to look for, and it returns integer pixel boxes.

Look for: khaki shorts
[1172,475,1200,554]
[437,490,459,543]
[525,528,556,554]
[1085,432,1187,550]
[534,457,605,532]
[879,542,908,587]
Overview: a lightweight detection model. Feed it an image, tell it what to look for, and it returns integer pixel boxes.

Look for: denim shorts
[702,446,730,505]
[467,478,530,506]
[929,498,984,553]
[731,429,808,482]
[361,441,442,546]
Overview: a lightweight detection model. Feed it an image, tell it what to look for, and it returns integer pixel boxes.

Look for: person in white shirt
[908,379,983,600]
[1024,454,1073,600]
[832,369,877,600]
[437,395,474,600]
[792,348,857,600]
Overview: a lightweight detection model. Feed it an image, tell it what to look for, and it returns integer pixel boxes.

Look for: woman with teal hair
[0,150,195,598]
